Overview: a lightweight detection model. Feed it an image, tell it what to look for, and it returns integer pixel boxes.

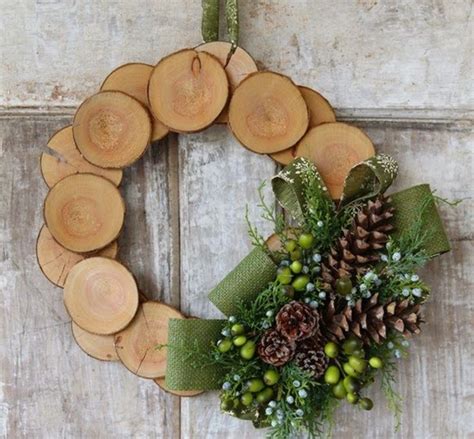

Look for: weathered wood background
[0,1,472,438]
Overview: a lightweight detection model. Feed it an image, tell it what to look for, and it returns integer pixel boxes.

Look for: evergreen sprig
[245,180,285,256]
[367,332,410,430]
[236,280,291,332]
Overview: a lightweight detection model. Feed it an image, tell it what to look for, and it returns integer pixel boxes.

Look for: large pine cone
[258,328,295,367]
[321,195,395,292]
[276,301,319,341]
[294,334,329,378]
[322,293,423,345]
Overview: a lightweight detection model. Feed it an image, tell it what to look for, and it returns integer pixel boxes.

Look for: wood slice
[195,42,258,123]
[73,91,152,168]
[295,122,375,200]
[36,225,118,287]
[71,321,119,361]
[228,71,309,154]
[44,173,125,253]
[265,229,298,254]
[299,86,336,127]
[270,86,336,165]
[269,146,297,166]
[154,377,203,397]
[114,301,184,379]
[64,257,139,335]
[41,125,123,187]
[148,49,229,133]
[100,63,169,142]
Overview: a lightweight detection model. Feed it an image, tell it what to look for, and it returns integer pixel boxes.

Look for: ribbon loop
[271,157,331,225]
[391,184,450,257]
[339,154,399,208]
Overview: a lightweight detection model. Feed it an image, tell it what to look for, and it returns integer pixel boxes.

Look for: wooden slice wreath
[36,2,451,437]
[36,38,343,390]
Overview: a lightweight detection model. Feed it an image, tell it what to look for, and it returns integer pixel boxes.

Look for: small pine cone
[258,328,295,367]
[322,293,424,345]
[276,301,320,341]
[321,195,395,292]
[294,334,329,378]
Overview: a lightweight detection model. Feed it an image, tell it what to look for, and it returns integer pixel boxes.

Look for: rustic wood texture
[1,0,473,438]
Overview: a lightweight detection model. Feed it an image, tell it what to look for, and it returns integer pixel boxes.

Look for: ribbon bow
[165,155,450,391]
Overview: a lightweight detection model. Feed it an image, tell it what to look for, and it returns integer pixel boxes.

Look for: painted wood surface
[0,0,473,438]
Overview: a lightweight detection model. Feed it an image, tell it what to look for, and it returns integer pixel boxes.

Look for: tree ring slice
[100,63,169,142]
[64,257,139,335]
[114,302,184,379]
[73,91,152,168]
[44,173,125,253]
[229,71,309,154]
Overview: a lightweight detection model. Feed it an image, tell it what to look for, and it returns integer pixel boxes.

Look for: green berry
[290,260,303,274]
[324,342,339,359]
[232,398,242,410]
[217,339,233,353]
[343,362,359,378]
[335,276,353,296]
[276,267,292,284]
[324,365,341,384]
[369,356,383,369]
[285,239,297,252]
[240,392,253,406]
[220,399,233,410]
[231,323,245,336]
[298,233,314,249]
[247,378,265,393]
[290,249,302,261]
[342,337,361,355]
[346,392,359,404]
[240,340,256,360]
[233,335,247,347]
[263,369,280,386]
[349,356,368,373]
[351,348,365,358]
[332,381,347,399]
[281,285,295,298]
[256,387,274,403]
[343,376,360,393]
[359,397,374,410]
[292,274,310,291]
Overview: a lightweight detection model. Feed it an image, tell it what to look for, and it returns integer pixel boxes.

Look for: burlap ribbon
[165,156,450,391]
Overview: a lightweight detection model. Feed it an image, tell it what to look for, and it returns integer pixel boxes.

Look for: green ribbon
[165,319,226,390]
[201,0,220,42]
[272,157,331,225]
[201,0,239,52]
[208,246,277,316]
[339,154,399,208]
[225,0,239,51]
[166,156,450,392]
[391,184,450,257]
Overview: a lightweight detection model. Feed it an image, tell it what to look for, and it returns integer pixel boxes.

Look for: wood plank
[2,1,472,112]
[178,125,277,438]
[0,116,180,438]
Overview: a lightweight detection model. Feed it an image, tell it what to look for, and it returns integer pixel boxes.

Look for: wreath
[36,1,453,438]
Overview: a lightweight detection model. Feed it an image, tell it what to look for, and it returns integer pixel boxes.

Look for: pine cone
[276,301,319,341]
[322,293,423,345]
[294,334,329,378]
[321,195,395,292]
[258,328,295,367]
